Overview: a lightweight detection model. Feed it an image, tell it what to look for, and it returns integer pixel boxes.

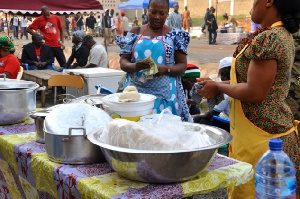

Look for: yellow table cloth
[0,119,253,198]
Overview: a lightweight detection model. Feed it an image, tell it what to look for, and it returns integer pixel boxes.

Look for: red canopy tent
[0,0,103,15]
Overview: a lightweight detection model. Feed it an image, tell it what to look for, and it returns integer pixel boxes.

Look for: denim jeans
[21,27,28,39]
[13,26,18,38]
[27,65,54,70]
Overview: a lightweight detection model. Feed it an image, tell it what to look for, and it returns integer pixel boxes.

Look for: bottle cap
[269,138,282,151]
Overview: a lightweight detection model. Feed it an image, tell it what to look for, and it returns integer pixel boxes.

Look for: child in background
[181,64,201,115]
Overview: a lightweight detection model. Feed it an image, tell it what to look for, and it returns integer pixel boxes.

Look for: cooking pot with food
[102,93,156,121]
[44,103,111,164]
[0,74,44,125]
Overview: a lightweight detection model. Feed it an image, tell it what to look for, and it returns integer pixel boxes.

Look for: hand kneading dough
[118,86,141,102]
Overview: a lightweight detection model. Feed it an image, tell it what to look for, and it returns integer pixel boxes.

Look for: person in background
[12,15,19,39]
[63,31,89,69]
[82,35,107,68]
[65,15,71,40]
[286,30,300,128]
[0,36,19,79]
[86,12,97,36]
[222,13,238,30]
[71,16,76,32]
[201,7,210,35]
[116,0,191,122]
[193,57,232,125]
[110,9,116,44]
[133,17,139,26]
[103,9,112,45]
[20,15,28,40]
[96,15,102,37]
[121,12,129,36]
[75,13,84,31]
[114,12,124,36]
[206,6,218,44]
[27,5,66,68]
[181,64,201,115]
[21,34,54,70]
[166,3,182,29]
[197,0,300,197]
[142,9,149,25]
[182,6,191,32]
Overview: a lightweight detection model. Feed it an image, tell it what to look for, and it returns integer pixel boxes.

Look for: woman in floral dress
[197,0,300,198]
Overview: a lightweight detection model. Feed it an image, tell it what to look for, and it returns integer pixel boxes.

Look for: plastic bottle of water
[255,138,296,199]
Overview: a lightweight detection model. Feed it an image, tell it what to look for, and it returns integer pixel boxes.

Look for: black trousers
[50,47,66,67]
[208,29,217,44]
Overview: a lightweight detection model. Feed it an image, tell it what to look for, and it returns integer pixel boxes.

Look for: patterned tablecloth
[0,119,254,199]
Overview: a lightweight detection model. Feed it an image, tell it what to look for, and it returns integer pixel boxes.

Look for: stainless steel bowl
[88,123,232,183]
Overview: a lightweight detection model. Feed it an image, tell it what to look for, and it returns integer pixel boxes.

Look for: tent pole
[6,13,9,37]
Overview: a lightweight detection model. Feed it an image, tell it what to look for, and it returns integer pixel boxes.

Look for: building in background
[98,0,121,14]
[177,0,253,18]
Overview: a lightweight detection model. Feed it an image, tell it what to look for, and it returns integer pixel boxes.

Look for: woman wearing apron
[116,0,191,122]
[197,0,300,198]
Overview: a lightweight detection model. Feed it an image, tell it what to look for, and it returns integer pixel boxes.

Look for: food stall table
[0,120,253,199]
[22,70,62,107]
[216,33,248,45]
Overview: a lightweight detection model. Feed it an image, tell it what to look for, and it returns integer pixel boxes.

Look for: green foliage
[191,14,247,27]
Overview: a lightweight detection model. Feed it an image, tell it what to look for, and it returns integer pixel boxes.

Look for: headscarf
[72,30,85,51]
[0,36,14,50]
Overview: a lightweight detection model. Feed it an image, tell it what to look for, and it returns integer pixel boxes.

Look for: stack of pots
[0,74,43,125]
[43,103,111,164]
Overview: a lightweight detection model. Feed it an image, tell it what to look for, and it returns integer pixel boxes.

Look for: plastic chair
[17,66,23,80]
[48,74,84,104]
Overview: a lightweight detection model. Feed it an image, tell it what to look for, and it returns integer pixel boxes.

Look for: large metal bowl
[88,123,232,183]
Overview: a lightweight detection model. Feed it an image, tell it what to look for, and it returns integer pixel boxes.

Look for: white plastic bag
[99,109,216,150]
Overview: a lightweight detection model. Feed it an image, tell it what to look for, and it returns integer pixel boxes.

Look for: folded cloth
[191,84,224,111]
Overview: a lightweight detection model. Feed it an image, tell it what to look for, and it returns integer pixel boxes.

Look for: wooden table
[22,70,62,107]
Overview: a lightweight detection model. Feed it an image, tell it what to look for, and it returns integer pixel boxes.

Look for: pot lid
[102,93,156,105]
[0,78,38,89]
[44,103,111,136]
[69,94,105,105]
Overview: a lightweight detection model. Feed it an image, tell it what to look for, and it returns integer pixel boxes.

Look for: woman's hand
[196,80,219,99]
[135,59,151,71]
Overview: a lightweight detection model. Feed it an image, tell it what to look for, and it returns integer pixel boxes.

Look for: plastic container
[255,138,296,198]
[102,93,156,121]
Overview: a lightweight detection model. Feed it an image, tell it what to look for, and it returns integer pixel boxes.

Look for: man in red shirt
[27,5,66,68]
[0,36,20,79]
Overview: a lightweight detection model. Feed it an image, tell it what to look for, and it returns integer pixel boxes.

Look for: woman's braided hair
[273,0,300,33]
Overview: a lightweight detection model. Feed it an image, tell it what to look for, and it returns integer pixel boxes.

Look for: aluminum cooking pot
[30,110,49,143]
[0,74,44,125]
[44,103,111,164]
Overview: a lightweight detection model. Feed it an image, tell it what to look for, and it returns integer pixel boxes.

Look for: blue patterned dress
[116,28,191,122]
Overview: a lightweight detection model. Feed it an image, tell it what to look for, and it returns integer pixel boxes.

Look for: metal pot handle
[36,86,46,91]
[62,127,87,142]
[0,73,7,81]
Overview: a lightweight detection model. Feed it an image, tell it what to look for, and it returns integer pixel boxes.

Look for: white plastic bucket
[102,93,156,121]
